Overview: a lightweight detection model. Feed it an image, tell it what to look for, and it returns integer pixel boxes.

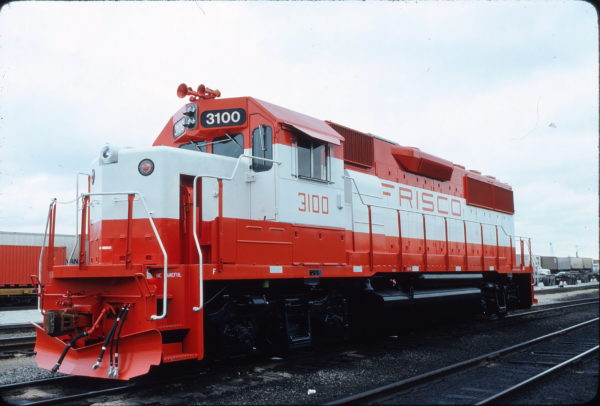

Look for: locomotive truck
[34,84,534,380]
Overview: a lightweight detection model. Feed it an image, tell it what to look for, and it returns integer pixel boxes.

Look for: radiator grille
[465,176,514,214]
[326,121,373,167]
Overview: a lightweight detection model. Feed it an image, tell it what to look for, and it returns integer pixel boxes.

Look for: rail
[343,175,533,272]
[37,199,57,315]
[67,172,91,263]
[192,153,281,312]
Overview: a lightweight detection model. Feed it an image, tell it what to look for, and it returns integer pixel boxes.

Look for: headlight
[100,145,119,165]
[138,159,155,176]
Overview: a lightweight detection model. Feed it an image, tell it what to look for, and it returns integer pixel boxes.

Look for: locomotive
[34,84,534,380]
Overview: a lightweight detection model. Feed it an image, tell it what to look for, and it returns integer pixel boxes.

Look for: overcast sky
[0,1,597,258]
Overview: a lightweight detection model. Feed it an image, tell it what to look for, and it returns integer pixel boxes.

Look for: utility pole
[575,245,579,258]
[549,242,554,256]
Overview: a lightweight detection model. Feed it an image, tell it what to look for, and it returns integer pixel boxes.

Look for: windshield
[177,132,244,158]
[212,133,244,158]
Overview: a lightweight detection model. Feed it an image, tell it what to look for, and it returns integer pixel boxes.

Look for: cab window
[252,125,273,172]
[297,137,328,181]
[213,133,244,158]
[179,141,207,152]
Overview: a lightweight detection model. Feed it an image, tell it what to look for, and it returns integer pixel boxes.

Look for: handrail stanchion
[192,176,204,312]
[463,220,468,271]
[38,199,56,315]
[528,238,533,269]
[79,195,89,268]
[125,193,134,269]
[444,217,449,271]
[48,203,57,270]
[520,239,525,271]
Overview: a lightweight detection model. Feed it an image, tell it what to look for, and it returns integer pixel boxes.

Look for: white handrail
[192,154,281,312]
[68,172,91,264]
[82,191,168,320]
[343,175,531,257]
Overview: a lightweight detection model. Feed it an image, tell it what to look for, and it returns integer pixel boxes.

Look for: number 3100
[298,193,329,214]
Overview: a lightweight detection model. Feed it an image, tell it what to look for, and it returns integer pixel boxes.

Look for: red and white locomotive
[34,84,534,380]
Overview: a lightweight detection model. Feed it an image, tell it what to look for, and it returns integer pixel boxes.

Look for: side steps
[284,299,312,348]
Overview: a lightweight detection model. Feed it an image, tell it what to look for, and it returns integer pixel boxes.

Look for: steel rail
[16,383,136,406]
[325,317,599,405]
[506,299,599,318]
[475,345,599,405]
[0,376,74,391]
[0,323,35,331]
[0,335,36,351]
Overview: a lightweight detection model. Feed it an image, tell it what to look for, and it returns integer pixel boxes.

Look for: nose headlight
[100,145,119,165]
[138,159,155,176]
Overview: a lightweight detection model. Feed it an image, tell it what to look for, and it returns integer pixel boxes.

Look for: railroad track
[0,335,36,352]
[326,318,599,405]
[0,297,597,405]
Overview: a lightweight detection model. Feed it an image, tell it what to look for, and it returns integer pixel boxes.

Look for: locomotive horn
[176,83,190,98]
[176,83,221,100]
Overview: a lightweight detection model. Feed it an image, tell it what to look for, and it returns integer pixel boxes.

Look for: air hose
[51,330,89,373]
[92,306,126,370]
[110,305,130,378]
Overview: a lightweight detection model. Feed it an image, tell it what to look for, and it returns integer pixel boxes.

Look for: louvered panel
[326,121,374,167]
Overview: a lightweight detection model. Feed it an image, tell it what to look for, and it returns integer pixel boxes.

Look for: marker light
[138,159,155,176]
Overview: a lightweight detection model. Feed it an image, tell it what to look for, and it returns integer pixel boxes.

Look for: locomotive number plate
[200,108,246,128]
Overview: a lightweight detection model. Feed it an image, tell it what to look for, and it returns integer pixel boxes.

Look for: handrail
[343,175,532,269]
[37,199,57,315]
[82,191,168,320]
[192,153,281,312]
[68,172,91,264]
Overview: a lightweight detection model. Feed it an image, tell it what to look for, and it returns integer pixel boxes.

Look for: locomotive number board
[200,108,246,128]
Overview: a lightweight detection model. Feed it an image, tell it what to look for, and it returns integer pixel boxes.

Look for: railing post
[463,220,468,271]
[528,238,533,269]
[79,195,89,268]
[444,217,449,271]
[125,193,134,269]
[520,239,525,271]
[396,210,403,271]
[479,223,484,270]
[509,236,514,270]
[368,205,373,272]
[422,214,427,271]
[495,225,500,271]
[48,203,57,271]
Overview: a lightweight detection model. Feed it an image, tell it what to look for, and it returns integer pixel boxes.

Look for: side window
[213,133,244,158]
[252,125,273,172]
[297,137,329,181]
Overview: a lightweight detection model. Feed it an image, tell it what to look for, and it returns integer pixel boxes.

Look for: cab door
[249,114,277,220]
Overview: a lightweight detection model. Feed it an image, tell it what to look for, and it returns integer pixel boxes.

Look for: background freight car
[556,257,571,272]
[0,231,77,306]
[568,257,584,270]
[540,256,559,272]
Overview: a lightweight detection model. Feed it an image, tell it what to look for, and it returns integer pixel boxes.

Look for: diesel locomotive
[34,84,534,379]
